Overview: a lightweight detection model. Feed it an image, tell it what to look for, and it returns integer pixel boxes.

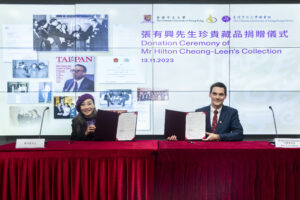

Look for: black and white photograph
[151,90,169,101]
[100,89,133,109]
[33,14,108,51]
[137,88,169,101]
[54,96,77,119]
[7,82,29,93]
[12,60,49,78]
[9,106,47,127]
[7,82,38,104]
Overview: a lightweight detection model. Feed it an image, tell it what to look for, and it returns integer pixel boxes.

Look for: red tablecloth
[1,140,300,200]
[156,141,300,200]
[0,140,158,200]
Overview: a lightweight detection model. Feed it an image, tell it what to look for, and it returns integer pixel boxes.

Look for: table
[0,140,158,200]
[1,140,300,200]
[156,141,300,200]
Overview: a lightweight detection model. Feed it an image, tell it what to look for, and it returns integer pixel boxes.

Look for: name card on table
[16,139,45,148]
[275,138,300,148]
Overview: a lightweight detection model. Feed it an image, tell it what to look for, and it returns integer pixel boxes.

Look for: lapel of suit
[67,79,74,91]
[206,106,212,132]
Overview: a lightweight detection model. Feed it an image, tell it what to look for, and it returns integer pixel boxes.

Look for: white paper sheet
[116,112,137,141]
[185,112,206,140]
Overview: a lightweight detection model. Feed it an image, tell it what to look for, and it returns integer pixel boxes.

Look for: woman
[62,103,71,118]
[71,25,87,50]
[71,94,97,140]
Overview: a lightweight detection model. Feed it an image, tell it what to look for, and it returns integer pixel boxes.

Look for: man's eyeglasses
[71,69,84,73]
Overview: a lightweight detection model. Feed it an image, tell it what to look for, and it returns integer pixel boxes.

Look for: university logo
[144,15,152,22]
[222,16,231,22]
[206,14,217,23]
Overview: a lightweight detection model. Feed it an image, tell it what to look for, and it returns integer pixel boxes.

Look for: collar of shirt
[210,105,222,126]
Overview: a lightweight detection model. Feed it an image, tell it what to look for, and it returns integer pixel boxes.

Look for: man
[168,82,243,141]
[104,92,113,107]
[63,64,94,92]
[47,18,62,50]
[14,61,30,78]
[54,102,63,119]
[37,62,48,78]
[196,82,243,141]
[35,20,51,51]
[85,17,107,51]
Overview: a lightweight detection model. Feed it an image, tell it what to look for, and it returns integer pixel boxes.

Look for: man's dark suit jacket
[195,105,243,141]
[63,78,94,92]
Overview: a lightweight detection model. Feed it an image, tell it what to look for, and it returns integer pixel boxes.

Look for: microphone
[39,106,49,138]
[69,128,73,144]
[269,106,278,144]
[69,117,74,144]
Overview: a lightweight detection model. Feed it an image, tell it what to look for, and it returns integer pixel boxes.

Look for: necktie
[211,110,218,133]
[73,81,78,92]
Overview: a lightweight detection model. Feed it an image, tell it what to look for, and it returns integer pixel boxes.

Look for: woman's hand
[85,124,96,136]
[167,135,177,141]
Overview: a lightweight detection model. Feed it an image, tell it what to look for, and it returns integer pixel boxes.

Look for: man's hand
[202,132,220,141]
[167,135,177,141]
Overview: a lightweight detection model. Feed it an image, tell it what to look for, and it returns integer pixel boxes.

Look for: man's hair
[37,20,47,27]
[75,64,87,72]
[49,18,57,23]
[210,82,227,96]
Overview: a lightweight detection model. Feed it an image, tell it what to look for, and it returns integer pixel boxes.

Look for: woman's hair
[74,109,97,133]
[76,94,95,112]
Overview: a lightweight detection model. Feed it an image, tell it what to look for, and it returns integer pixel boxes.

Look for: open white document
[116,112,137,141]
[185,112,206,140]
